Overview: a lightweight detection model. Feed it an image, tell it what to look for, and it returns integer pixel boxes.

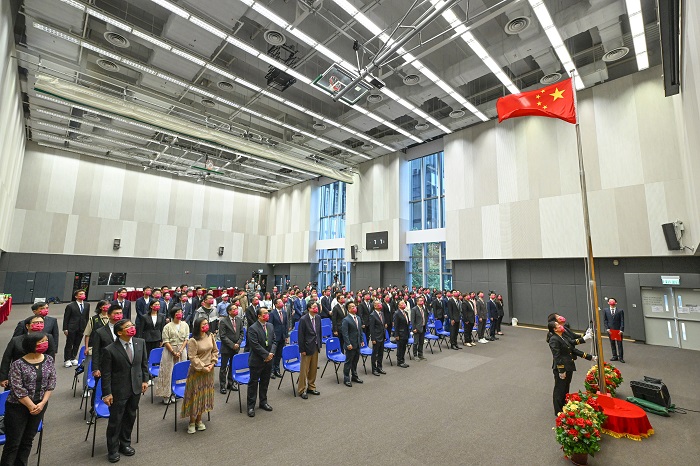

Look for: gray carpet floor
[2,303,699,465]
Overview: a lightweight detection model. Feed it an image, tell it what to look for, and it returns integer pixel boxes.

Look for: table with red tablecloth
[0,297,12,325]
[598,395,654,440]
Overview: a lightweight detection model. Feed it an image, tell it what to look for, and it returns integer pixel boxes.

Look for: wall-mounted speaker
[113,238,121,250]
[351,245,357,260]
[661,223,681,250]
[218,246,225,256]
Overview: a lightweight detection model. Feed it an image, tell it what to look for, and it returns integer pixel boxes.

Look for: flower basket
[584,362,623,395]
[554,396,604,459]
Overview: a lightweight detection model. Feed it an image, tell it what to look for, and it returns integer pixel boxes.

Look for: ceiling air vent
[602,46,629,63]
[291,133,305,141]
[103,31,130,48]
[264,30,286,46]
[540,72,562,85]
[403,74,421,86]
[504,16,531,35]
[367,93,383,103]
[361,143,374,150]
[415,122,429,131]
[201,98,216,108]
[313,122,326,130]
[217,81,234,91]
[449,109,465,119]
[82,112,101,122]
[96,59,120,72]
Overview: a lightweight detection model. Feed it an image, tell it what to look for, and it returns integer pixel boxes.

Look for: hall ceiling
[14,0,661,193]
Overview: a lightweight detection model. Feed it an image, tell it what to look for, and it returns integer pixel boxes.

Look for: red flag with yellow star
[496,78,577,124]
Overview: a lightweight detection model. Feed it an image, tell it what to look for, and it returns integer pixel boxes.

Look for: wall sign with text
[366,231,388,250]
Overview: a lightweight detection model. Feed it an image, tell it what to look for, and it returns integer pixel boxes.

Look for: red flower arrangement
[554,394,606,459]
[584,362,623,395]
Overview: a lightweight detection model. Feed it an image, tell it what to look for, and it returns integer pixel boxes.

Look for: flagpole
[571,72,607,395]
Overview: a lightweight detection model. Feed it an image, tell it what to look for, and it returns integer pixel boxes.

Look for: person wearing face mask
[100,320,149,463]
[392,300,410,368]
[218,303,243,394]
[545,313,592,346]
[81,300,111,395]
[135,300,166,386]
[13,302,60,358]
[135,286,153,317]
[191,294,219,335]
[90,305,124,380]
[331,294,348,353]
[1,316,53,388]
[548,320,597,416]
[246,308,276,416]
[370,300,387,376]
[297,302,322,399]
[111,288,132,321]
[476,291,488,344]
[341,302,365,387]
[182,318,218,434]
[270,299,289,380]
[604,298,625,363]
[0,332,56,466]
[155,306,189,404]
[245,296,261,334]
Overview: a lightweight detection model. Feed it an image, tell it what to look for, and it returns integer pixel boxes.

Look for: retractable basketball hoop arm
[333,0,462,102]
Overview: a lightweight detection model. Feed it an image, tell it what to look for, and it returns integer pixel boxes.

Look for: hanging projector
[312,63,372,105]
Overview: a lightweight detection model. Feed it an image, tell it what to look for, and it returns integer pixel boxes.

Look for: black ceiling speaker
[661,223,681,250]
[351,245,357,260]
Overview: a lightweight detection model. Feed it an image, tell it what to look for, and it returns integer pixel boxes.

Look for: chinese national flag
[496,78,577,124]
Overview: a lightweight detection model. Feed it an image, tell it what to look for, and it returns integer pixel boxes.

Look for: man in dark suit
[293,291,306,324]
[218,303,242,394]
[447,291,462,350]
[432,292,444,325]
[270,299,289,379]
[341,302,364,386]
[486,292,499,341]
[476,291,488,344]
[297,302,322,399]
[393,300,410,368]
[358,293,372,346]
[100,319,148,463]
[63,289,89,368]
[604,298,625,363]
[461,294,476,347]
[111,288,132,320]
[134,287,152,318]
[381,295,394,333]
[245,297,260,329]
[13,302,59,358]
[370,300,386,376]
[246,307,276,417]
[319,289,332,319]
[191,287,206,312]
[176,293,193,324]
[411,297,428,361]
[331,295,348,352]
[91,305,122,378]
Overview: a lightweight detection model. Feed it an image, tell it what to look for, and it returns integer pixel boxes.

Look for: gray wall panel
[530,261,552,284]
[531,283,554,324]
[551,259,575,285]
[511,282,533,324]
[552,284,579,327]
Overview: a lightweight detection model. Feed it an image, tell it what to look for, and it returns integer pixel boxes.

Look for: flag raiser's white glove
[583,332,593,342]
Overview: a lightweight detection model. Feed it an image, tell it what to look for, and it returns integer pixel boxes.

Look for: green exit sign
[661,276,680,285]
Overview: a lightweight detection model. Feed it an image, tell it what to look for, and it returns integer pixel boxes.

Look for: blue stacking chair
[359,333,373,374]
[458,320,466,344]
[383,330,397,366]
[472,316,480,341]
[434,320,450,348]
[80,361,96,419]
[407,327,415,360]
[424,327,440,353]
[294,321,300,331]
[227,353,250,413]
[277,345,301,396]
[320,318,331,328]
[289,329,299,345]
[215,341,222,367]
[320,324,332,346]
[36,419,44,464]
[162,360,190,431]
[0,391,8,446]
[85,379,139,457]
[71,346,87,397]
[148,347,163,403]
[239,328,247,350]
[321,337,345,384]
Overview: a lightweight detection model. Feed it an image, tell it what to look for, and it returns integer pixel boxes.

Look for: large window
[317,248,350,290]
[408,242,452,290]
[410,151,445,230]
[319,181,346,240]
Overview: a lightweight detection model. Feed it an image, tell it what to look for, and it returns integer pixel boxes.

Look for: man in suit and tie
[218,303,243,394]
[358,293,373,346]
[381,294,393,334]
[331,294,348,352]
[297,302,322,399]
[411,297,428,361]
[341,302,364,386]
[486,292,499,341]
[604,298,625,363]
[476,291,488,344]
[63,289,89,368]
[91,305,122,378]
[245,297,261,331]
[447,291,462,350]
[100,319,148,463]
[13,302,60,358]
[393,300,410,368]
[370,300,386,376]
[319,289,332,319]
[293,291,307,324]
[246,307,276,417]
[111,288,132,320]
[191,287,206,312]
[461,293,476,347]
[269,299,289,379]
[432,292,444,326]
[134,287,153,317]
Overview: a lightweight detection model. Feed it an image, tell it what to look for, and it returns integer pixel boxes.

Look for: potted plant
[584,362,623,395]
[554,395,605,465]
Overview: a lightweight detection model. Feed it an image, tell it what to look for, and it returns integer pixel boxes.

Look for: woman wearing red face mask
[182,317,218,434]
[1,316,52,388]
[136,300,167,362]
[0,332,56,466]
[155,306,190,404]
[82,300,111,395]
[545,313,592,345]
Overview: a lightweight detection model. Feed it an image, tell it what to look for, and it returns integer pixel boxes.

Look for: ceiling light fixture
[171,47,206,66]
[624,0,649,70]
[86,7,132,32]
[150,0,191,19]
[250,2,289,28]
[80,41,122,61]
[131,29,172,50]
[189,16,228,39]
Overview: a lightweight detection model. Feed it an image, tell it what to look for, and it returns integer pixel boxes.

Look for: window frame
[409,151,445,231]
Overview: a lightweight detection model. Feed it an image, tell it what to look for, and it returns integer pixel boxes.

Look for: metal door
[641,287,700,350]
[5,272,34,304]
[674,289,700,351]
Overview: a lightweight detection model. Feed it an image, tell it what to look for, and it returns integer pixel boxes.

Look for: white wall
[444,67,696,260]
[0,1,26,251]
[267,181,317,263]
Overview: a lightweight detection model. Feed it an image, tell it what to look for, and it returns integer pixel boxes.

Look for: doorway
[641,287,700,350]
